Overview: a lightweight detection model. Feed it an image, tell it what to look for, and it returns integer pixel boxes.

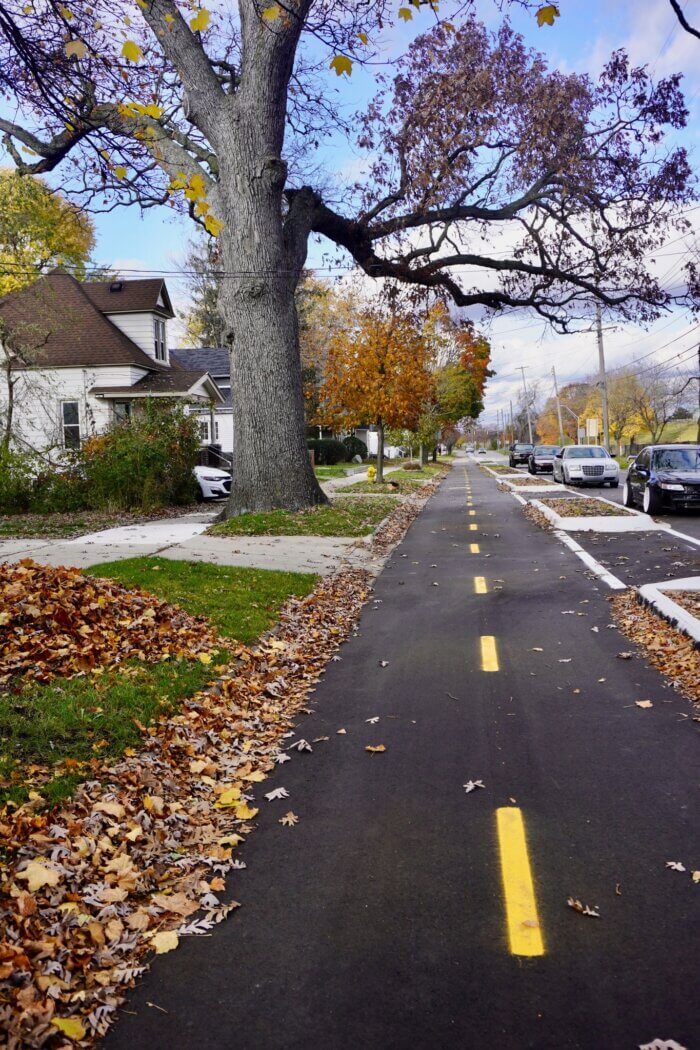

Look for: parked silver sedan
[552,445,620,488]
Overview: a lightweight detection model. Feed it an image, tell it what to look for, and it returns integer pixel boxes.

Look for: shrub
[402,461,422,471]
[28,463,88,514]
[307,438,348,465]
[342,434,367,461]
[0,446,34,513]
[81,401,199,511]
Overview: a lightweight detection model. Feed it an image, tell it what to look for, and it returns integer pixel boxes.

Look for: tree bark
[420,443,429,467]
[376,420,385,483]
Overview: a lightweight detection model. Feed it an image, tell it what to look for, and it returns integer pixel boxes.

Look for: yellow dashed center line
[469,523,478,532]
[469,543,480,554]
[480,635,499,671]
[468,509,476,516]
[496,808,544,957]
[474,576,488,594]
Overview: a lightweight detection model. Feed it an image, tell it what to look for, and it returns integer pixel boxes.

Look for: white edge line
[553,529,627,590]
[663,526,700,548]
[638,581,700,644]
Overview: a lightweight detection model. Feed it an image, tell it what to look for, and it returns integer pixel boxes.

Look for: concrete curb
[638,576,700,646]
[530,498,664,533]
[500,479,566,494]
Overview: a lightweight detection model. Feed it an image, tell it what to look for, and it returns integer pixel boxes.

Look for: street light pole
[595,301,610,450]
[552,365,565,446]
[519,365,533,444]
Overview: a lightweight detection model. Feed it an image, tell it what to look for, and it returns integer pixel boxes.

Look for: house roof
[171,347,230,377]
[171,348,232,408]
[91,369,224,403]
[0,270,169,372]
[82,278,175,318]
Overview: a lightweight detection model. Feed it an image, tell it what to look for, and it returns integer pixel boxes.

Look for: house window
[199,419,219,444]
[154,318,167,362]
[114,401,132,424]
[61,401,81,449]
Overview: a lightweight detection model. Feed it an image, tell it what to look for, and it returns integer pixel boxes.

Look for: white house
[0,270,223,457]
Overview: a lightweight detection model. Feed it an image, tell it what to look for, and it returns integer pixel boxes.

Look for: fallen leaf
[265,787,289,802]
[463,779,485,793]
[16,861,61,893]
[336,728,347,735]
[51,1017,86,1040]
[279,811,299,827]
[635,700,654,709]
[567,897,600,918]
[365,717,379,724]
[365,745,386,754]
[151,930,179,955]
[666,861,686,872]
[639,1041,688,1050]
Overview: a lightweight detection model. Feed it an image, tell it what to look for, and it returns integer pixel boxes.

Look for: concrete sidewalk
[0,508,380,575]
[320,462,402,494]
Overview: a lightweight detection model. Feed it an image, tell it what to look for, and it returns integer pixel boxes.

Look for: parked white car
[194,465,232,500]
[552,445,619,488]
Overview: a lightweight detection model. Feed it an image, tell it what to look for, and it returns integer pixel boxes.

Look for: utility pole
[509,399,514,444]
[519,366,533,444]
[552,365,565,445]
[595,301,610,450]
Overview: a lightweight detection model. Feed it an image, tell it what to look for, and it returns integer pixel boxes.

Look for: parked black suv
[509,442,534,467]
[623,444,700,514]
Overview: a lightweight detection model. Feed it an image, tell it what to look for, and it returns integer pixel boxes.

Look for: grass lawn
[0,558,317,806]
[208,495,399,537]
[314,464,355,478]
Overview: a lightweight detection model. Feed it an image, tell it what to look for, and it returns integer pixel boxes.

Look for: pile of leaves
[506,476,557,488]
[611,591,700,702]
[670,591,700,620]
[0,560,220,686]
[0,568,372,1046]
[537,497,632,518]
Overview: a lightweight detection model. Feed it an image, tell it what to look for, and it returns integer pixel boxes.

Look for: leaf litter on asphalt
[463,780,485,794]
[567,897,601,918]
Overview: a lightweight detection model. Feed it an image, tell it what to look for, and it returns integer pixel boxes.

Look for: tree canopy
[0,169,95,296]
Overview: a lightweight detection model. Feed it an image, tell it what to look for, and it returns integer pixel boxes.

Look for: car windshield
[565,447,607,459]
[653,448,700,472]
[534,446,558,455]
[515,444,533,451]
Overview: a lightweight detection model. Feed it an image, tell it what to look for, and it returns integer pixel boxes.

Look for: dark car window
[534,446,558,455]
[564,446,607,459]
[653,448,700,471]
[514,443,534,451]
[635,449,650,470]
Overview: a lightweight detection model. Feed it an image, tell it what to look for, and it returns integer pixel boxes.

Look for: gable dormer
[82,279,175,367]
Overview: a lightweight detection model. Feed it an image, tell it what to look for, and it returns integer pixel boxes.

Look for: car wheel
[197,485,207,502]
[609,480,619,489]
[642,484,660,515]
[509,458,515,468]
[622,481,634,507]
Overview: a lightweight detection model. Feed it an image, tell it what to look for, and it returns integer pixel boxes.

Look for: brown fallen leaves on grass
[610,591,700,703]
[0,560,220,686]
[0,568,371,1047]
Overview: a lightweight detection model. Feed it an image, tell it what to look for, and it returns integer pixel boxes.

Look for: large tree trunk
[215,105,326,516]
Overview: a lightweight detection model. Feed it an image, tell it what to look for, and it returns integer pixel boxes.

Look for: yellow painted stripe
[470,543,480,554]
[474,576,488,594]
[496,808,544,957]
[469,523,478,532]
[468,509,476,516]
[480,635,499,671]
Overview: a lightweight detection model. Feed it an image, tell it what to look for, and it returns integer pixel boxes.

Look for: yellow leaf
[398,7,413,21]
[215,785,242,808]
[365,744,386,753]
[262,4,282,21]
[329,54,353,77]
[185,172,206,201]
[151,930,179,954]
[218,833,244,846]
[114,165,128,180]
[536,4,560,27]
[234,802,259,820]
[244,770,267,782]
[64,39,87,59]
[198,651,212,664]
[121,40,143,63]
[51,1017,86,1041]
[357,31,369,45]
[16,861,61,893]
[204,213,225,237]
[189,8,211,33]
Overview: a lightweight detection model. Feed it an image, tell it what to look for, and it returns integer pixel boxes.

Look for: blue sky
[7,0,700,420]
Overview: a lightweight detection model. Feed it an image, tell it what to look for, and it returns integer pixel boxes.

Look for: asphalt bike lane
[107,462,699,1050]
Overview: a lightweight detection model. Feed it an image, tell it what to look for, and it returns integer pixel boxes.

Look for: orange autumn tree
[319,309,435,482]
